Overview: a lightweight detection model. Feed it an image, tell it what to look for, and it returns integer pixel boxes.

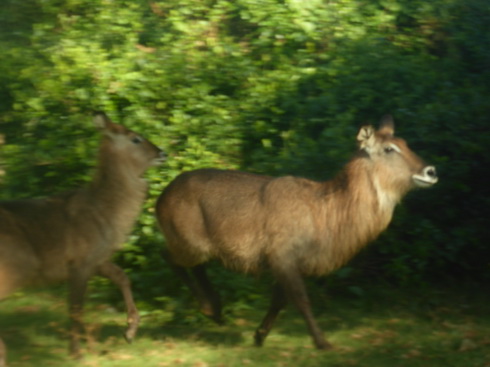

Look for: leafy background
[0,0,489,311]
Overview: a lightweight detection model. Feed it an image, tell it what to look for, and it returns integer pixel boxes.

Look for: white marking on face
[389,143,402,154]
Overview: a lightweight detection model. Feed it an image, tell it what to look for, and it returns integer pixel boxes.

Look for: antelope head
[356,115,438,200]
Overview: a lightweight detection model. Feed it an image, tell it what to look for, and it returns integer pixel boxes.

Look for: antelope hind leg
[191,265,223,324]
[162,251,222,324]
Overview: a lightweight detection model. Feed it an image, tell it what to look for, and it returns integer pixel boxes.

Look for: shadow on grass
[1,283,489,367]
[0,305,70,365]
[96,321,247,347]
[138,281,490,349]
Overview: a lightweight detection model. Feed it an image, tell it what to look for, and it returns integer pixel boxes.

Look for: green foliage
[1,0,489,301]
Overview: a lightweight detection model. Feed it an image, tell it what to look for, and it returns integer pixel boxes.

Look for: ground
[1,281,489,367]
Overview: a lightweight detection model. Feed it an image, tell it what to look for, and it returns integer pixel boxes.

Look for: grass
[1,282,489,367]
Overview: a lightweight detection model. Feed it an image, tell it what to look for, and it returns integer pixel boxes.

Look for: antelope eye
[132,136,143,144]
[384,146,394,154]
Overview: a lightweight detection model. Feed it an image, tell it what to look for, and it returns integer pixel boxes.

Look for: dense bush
[0,0,489,306]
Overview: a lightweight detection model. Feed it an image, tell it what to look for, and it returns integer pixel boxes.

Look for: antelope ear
[93,112,119,137]
[357,125,376,152]
[378,114,395,136]
[93,111,110,128]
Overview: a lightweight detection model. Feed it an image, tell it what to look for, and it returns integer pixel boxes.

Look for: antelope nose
[424,166,437,179]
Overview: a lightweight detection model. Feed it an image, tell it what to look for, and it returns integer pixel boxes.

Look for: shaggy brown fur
[156,116,437,350]
[0,113,164,364]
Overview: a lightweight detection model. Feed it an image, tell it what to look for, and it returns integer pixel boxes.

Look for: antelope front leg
[68,263,91,359]
[0,337,6,367]
[254,283,288,347]
[275,266,332,350]
[97,261,140,343]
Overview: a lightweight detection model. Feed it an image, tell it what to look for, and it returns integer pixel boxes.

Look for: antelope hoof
[69,350,83,360]
[124,333,133,344]
[124,315,140,344]
[200,307,223,325]
[199,304,223,325]
[316,340,333,350]
[253,330,266,347]
[211,314,224,326]
[124,329,137,344]
[69,341,83,360]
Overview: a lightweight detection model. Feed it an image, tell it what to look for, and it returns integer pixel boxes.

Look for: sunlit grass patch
[1,283,489,367]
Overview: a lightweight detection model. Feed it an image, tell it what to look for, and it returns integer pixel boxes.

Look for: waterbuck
[155,116,437,350]
[0,112,165,364]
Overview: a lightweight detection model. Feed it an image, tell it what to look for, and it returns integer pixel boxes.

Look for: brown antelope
[155,116,437,350]
[0,112,165,365]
